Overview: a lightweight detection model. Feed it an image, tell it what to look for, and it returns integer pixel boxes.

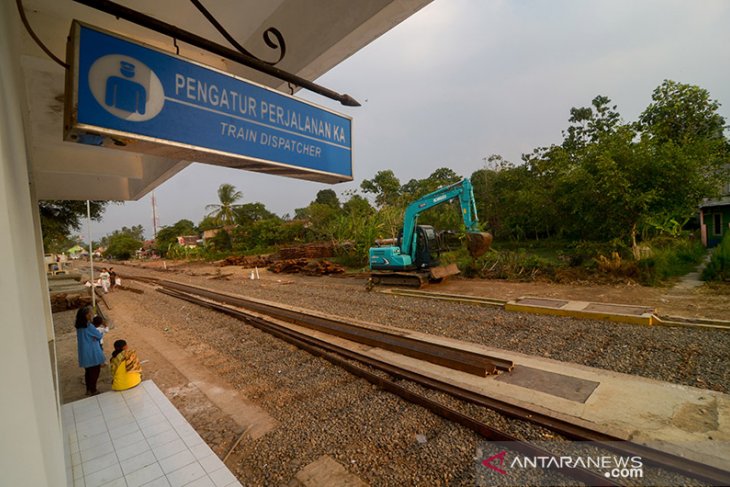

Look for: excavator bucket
[466,232,493,258]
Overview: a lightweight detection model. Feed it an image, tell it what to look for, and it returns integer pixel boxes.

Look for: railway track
[125,274,730,486]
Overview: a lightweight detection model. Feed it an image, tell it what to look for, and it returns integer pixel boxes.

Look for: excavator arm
[399,179,491,259]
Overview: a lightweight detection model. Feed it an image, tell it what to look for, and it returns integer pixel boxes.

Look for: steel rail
[158,279,512,375]
[156,287,616,486]
[153,284,730,486]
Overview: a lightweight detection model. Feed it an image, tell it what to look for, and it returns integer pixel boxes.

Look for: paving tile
[72,461,84,479]
[77,420,109,439]
[197,454,225,474]
[68,430,79,443]
[166,461,206,487]
[82,451,119,476]
[158,448,196,475]
[73,399,102,414]
[147,429,179,449]
[79,431,112,453]
[133,406,164,421]
[171,422,196,438]
[208,467,237,487]
[80,440,115,463]
[84,463,123,487]
[188,442,214,460]
[180,432,204,448]
[141,421,174,439]
[140,476,171,487]
[66,381,239,487]
[137,413,167,429]
[102,405,132,421]
[120,449,157,476]
[151,438,188,461]
[112,429,145,450]
[223,481,243,487]
[115,438,151,462]
[99,477,127,487]
[124,462,165,487]
[184,476,216,487]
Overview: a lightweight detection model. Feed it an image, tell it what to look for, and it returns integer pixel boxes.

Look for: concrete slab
[494,365,599,403]
[505,296,657,325]
[288,455,368,487]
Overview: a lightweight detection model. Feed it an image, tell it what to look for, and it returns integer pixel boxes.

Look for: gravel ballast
[105,264,727,485]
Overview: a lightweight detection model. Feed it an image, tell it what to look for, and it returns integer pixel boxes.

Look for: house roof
[700,197,730,209]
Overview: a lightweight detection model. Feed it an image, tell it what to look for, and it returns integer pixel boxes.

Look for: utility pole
[87,200,95,311]
[151,192,159,239]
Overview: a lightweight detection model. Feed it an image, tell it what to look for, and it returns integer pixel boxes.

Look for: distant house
[176,235,200,248]
[700,179,730,247]
[202,225,236,242]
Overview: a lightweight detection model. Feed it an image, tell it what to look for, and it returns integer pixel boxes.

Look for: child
[92,315,109,351]
[99,268,111,293]
[110,340,142,391]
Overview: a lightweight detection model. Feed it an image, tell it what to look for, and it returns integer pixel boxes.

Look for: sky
[84,0,730,241]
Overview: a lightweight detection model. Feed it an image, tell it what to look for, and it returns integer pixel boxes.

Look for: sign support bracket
[72,0,361,107]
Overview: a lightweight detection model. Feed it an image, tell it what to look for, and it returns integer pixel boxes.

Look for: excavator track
[368,263,460,289]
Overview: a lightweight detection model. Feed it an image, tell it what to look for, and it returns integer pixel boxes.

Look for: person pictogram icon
[104,61,147,115]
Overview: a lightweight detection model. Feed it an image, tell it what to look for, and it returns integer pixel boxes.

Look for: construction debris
[116,285,144,294]
[278,242,336,259]
[50,292,92,313]
[218,255,273,268]
[268,259,345,276]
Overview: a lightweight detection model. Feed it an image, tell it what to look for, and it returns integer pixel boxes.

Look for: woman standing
[75,306,106,395]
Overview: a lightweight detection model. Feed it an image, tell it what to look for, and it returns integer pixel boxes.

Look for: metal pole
[87,200,96,311]
[152,192,158,239]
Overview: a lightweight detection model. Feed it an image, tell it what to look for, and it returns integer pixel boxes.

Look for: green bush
[637,238,705,285]
[702,233,730,281]
[459,249,556,281]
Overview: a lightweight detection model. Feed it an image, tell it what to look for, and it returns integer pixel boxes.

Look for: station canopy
[17,0,431,201]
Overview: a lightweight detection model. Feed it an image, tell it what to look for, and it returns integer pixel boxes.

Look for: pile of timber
[219,255,273,267]
[50,292,92,313]
[268,259,345,276]
[278,242,335,259]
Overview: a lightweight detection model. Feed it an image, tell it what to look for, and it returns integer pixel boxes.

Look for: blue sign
[65,22,353,183]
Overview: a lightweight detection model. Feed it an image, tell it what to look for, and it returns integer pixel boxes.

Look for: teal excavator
[368,178,492,288]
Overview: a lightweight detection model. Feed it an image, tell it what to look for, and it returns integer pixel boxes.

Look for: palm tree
[205,184,243,226]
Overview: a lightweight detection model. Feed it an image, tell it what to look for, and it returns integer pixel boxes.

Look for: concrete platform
[62,380,242,487]
[505,296,657,325]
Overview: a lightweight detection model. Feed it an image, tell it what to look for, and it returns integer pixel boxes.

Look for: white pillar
[0,1,67,485]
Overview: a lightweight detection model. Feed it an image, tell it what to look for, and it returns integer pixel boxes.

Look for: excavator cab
[412,225,441,269]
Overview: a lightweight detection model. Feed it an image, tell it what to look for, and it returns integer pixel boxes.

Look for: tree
[360,170,402,207]
[638,80,727,144]
[99,225,145,247]
[205,184,243,225]
[342,194,374,217]
[562,95,622,156]
[234,202,277,224]
[401,167,461,199]
[39,200,109,253]
[154,219,197,256]
[104,233,142,260]
[314,189,340,209]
